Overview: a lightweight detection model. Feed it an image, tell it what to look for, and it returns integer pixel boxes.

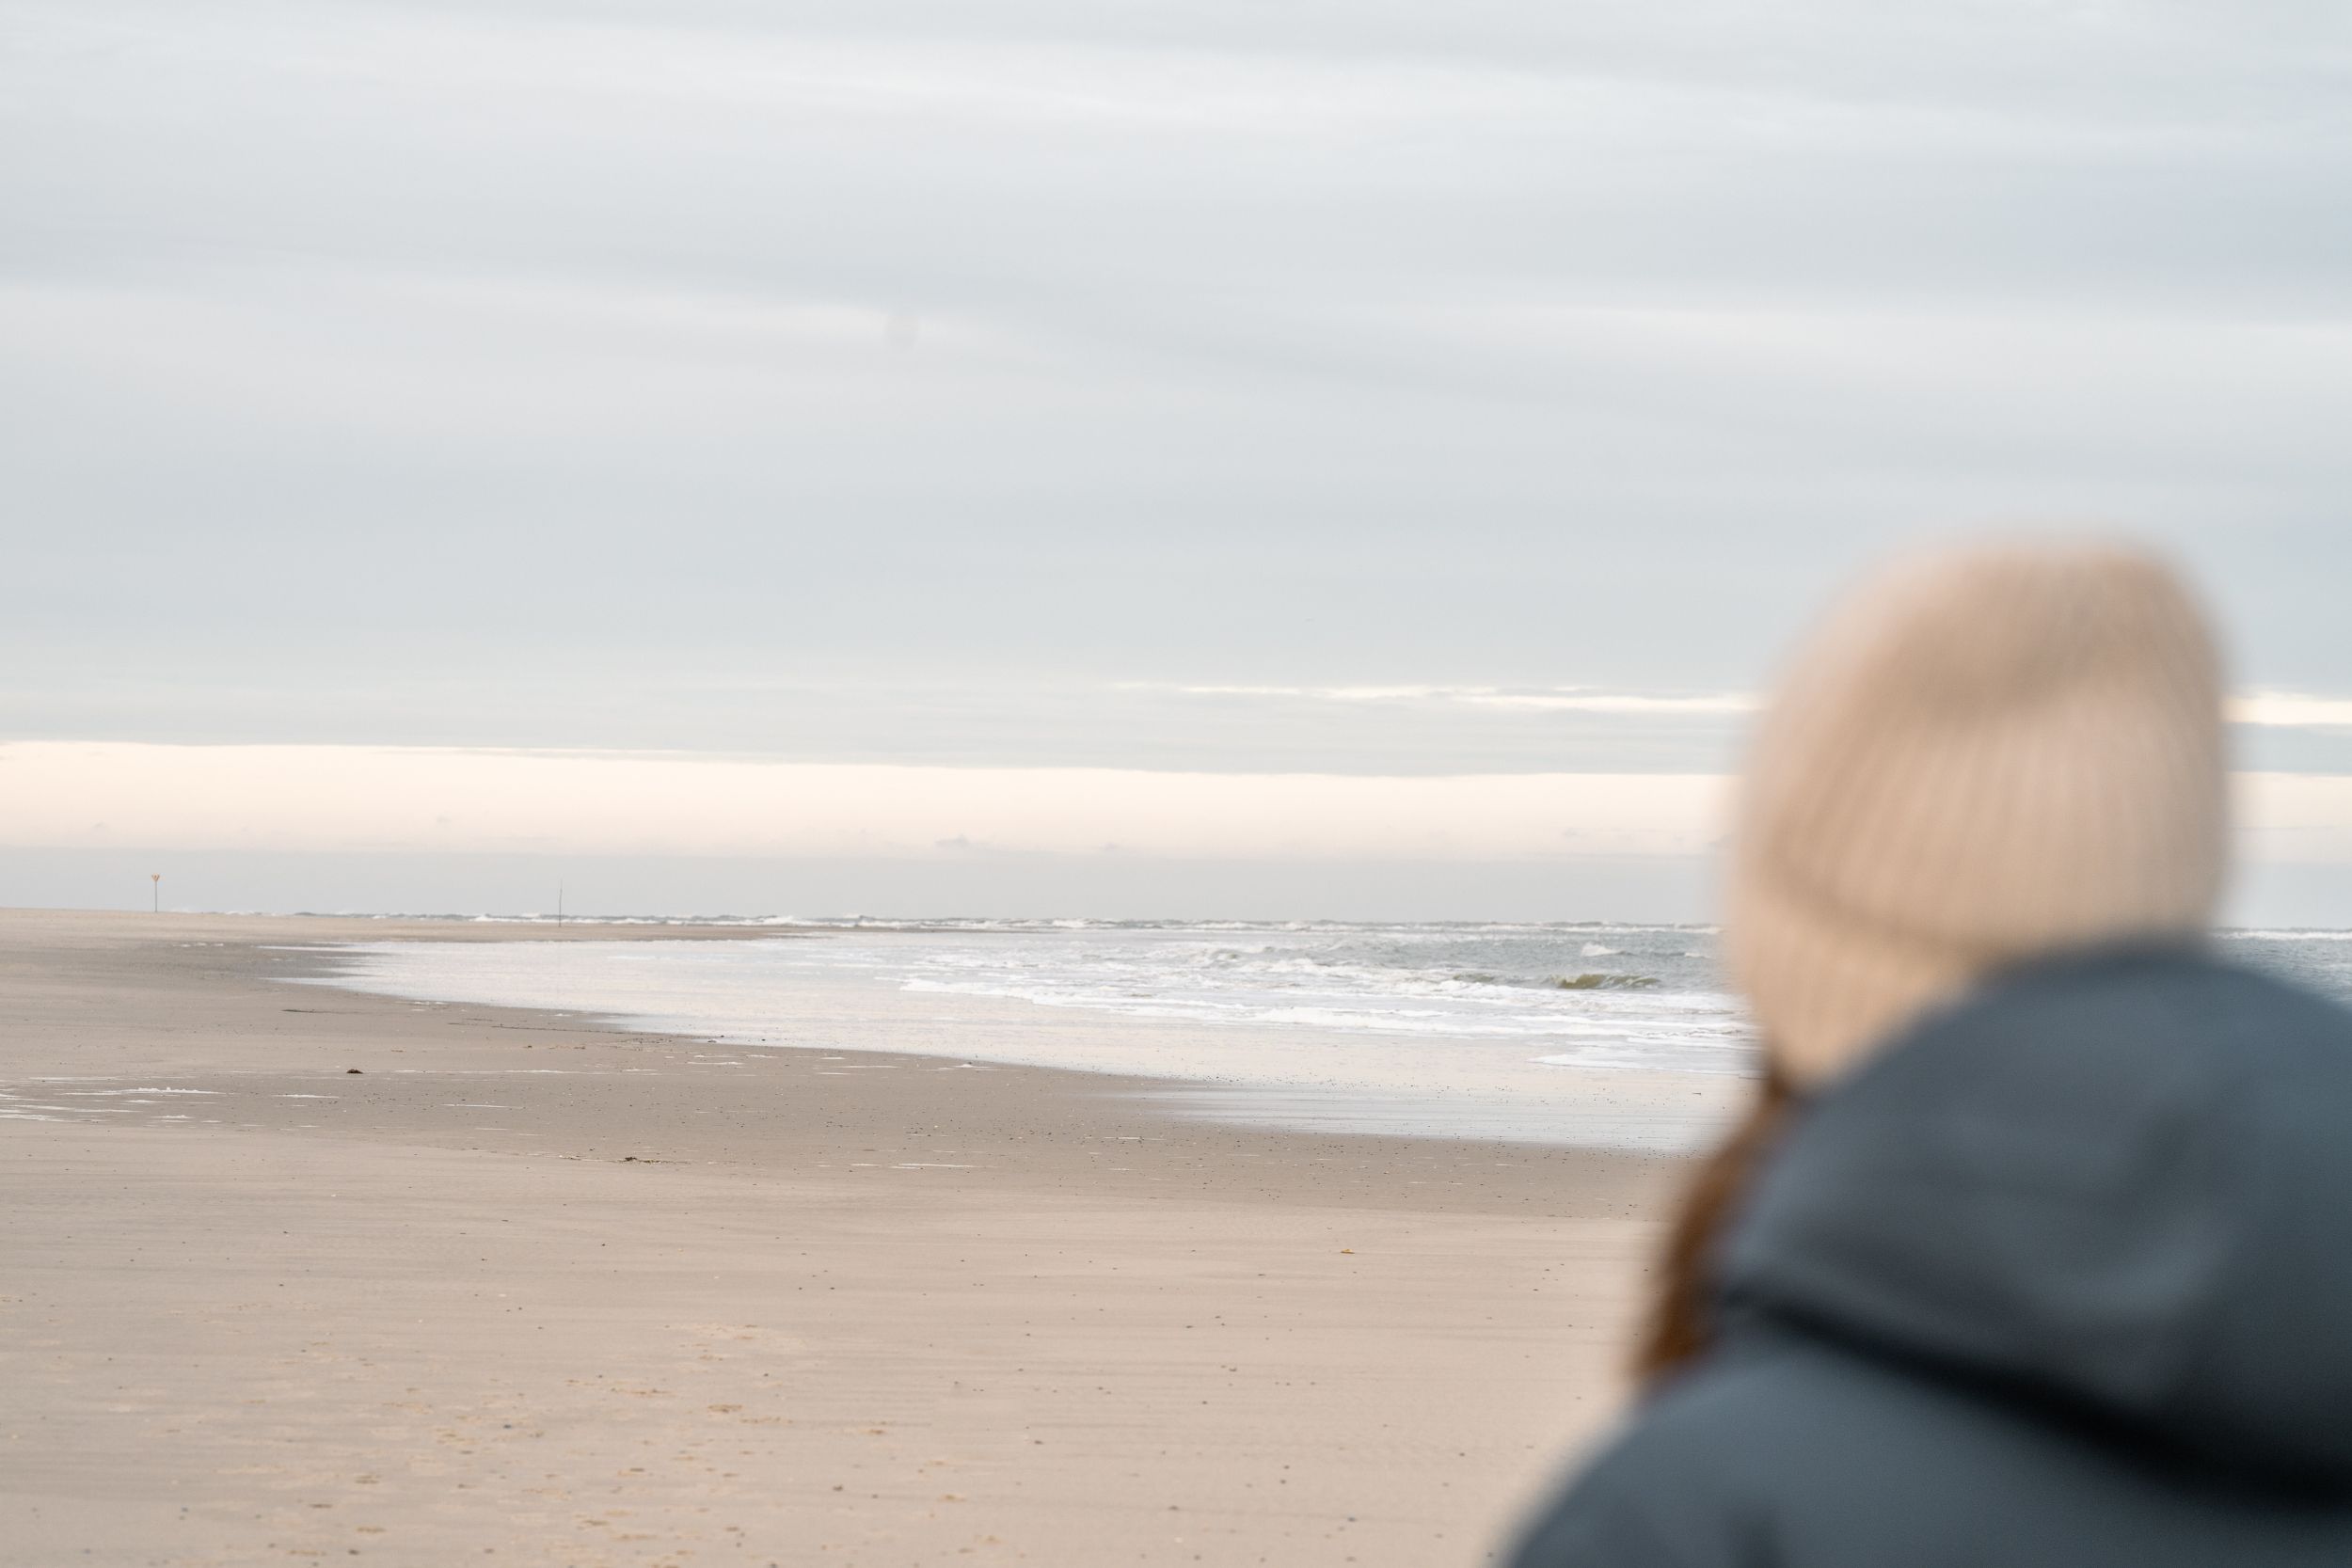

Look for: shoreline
[300,921,1749,1153]
[3,909,1683,1565]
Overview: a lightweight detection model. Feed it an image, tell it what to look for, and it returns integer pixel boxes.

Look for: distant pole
[151,873,161,913]
[557,880,564,927]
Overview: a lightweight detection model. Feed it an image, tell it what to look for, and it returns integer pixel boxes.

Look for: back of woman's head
[1639,540,2229,1381]
[1727,542,2228,1087]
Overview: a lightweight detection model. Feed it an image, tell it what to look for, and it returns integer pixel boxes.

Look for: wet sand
[1,910,1683,1566]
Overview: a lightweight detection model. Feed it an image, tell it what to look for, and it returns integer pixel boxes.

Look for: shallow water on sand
[302,923,2352,1150]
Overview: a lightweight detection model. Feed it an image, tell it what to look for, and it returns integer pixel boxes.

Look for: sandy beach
[3,910,1681,1567]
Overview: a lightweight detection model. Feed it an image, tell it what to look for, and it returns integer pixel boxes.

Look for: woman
[1508,544,2352,1565]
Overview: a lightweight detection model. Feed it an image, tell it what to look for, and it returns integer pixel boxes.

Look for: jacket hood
[1718,948,2352,1489]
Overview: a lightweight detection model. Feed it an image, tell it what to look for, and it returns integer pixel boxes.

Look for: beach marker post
[151,873,161,913]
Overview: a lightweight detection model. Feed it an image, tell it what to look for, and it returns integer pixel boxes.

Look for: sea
[304,922,2352,1151]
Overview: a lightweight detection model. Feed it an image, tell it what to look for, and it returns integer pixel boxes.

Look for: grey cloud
[5,0,2351,768]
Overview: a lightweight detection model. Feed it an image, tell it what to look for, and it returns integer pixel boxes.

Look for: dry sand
[1,911,1684,1567]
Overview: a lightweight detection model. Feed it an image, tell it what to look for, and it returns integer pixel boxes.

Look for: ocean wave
[1437,970,1664,991]
[1550,973,1660,990]
[287,912,1741,938]
[2228,929,2352,942]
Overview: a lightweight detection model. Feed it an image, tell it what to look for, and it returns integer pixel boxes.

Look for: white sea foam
[290,924,2352,1150]
[294,923,1756,1148]
[62,1086,223,1096]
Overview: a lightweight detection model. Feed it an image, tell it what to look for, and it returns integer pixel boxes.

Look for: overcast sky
[6,2,2351,914]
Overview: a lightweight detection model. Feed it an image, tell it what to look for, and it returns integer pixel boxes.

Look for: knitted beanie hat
[1724,542,2229,1086]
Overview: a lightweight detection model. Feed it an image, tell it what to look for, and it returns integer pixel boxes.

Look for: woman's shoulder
[1507,1323,2352,1568]
[1502,1338,1841,1567]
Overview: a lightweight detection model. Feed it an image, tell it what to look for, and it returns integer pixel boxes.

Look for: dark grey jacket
[1508,950,2352,1566]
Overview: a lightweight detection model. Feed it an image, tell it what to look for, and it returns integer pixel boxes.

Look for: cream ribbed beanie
[1725,542,2229,1086]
